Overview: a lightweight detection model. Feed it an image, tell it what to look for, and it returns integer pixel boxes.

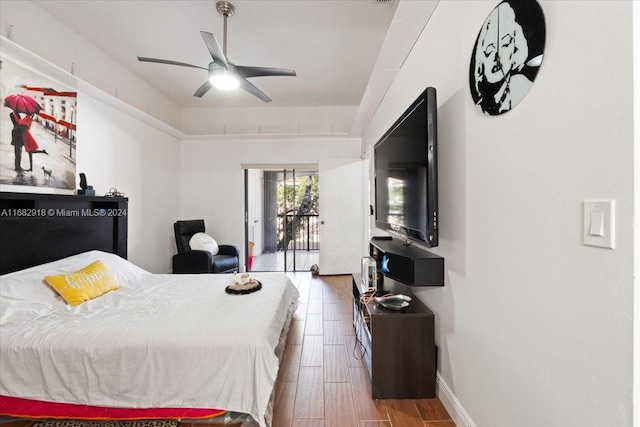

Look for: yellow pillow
[44,260,119,306]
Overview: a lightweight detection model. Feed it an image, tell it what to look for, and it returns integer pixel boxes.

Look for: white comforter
[0,252,299,427]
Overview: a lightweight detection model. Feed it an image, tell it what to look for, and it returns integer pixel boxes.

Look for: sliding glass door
[245,168,319,272]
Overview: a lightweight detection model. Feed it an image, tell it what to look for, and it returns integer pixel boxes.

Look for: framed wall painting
[1,58,77,189]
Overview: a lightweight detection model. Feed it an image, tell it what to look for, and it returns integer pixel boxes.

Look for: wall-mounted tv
[374,87,438,247]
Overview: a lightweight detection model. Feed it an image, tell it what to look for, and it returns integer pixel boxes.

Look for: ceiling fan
[137,1,296,103]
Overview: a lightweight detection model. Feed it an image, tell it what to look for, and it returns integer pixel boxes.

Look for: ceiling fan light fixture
[138,0,295,102]
[209,69,240,90]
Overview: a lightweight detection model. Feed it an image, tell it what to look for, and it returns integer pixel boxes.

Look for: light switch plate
[583,200,615,249]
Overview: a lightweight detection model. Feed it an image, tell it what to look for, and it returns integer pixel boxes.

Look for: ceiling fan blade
[200,31,228,69]
[239,79,272,103]
[234,66,297,79]
[193,81,213,98]
[137,57,207,70]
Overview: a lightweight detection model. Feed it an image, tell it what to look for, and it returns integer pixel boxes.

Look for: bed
[0,193,299,427]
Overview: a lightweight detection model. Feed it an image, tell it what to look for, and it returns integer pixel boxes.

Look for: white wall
[76,95,181,273]
[0,88,181,273]
[0,1,183,274]
[0,0,181,129]
[633,2,640,423]
[363,1,634,426]
[179,137,360,265]
[181,106,357,136]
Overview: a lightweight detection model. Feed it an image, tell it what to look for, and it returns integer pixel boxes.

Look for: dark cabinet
[352,273,436,399]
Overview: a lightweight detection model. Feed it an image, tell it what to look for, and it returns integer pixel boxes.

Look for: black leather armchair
[173,220,239,274]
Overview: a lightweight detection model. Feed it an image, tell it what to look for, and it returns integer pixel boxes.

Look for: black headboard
[0,192,128,275]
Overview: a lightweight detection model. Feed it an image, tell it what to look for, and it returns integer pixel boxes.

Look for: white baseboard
[436,373,477,427]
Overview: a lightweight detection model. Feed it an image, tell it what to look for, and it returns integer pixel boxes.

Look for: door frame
[243,164,320,272]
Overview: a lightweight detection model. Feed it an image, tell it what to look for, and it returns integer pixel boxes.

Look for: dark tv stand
[352,273,436,399]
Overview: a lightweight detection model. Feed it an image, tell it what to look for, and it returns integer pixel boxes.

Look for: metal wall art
[469,0,546,115]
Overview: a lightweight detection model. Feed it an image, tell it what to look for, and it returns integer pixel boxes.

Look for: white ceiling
[33,0,400,109]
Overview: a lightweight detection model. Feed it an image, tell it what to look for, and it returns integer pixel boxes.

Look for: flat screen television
[374,87,438,247]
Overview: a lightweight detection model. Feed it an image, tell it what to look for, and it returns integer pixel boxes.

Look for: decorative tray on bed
[225,280,262,294]
[225,273,262,294]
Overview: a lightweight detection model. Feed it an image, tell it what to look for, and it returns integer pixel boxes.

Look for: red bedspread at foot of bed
[0,395,226,420]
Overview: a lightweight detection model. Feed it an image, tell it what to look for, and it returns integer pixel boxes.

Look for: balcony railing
[277,213,319,251]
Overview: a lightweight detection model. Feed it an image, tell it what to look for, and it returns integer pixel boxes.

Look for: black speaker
[370,239,444,286]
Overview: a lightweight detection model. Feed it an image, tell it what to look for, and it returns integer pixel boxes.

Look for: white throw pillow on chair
[189,232,219,256]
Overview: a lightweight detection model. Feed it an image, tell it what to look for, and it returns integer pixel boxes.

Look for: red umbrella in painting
[3,94,43,115]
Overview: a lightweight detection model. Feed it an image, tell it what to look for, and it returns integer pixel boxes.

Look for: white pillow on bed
[0,268,62,327]
[0,268,62,326]
[1,250,150,285]
[0,251,150,327]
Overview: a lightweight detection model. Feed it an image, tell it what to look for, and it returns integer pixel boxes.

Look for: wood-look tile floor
[273,273,456,427]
